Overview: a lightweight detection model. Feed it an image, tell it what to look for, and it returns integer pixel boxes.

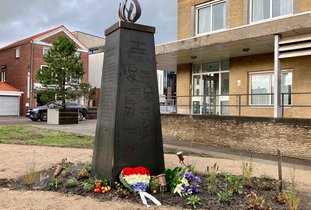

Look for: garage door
[0,96,19,116]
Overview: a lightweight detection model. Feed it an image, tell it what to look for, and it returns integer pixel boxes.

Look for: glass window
[193,64,201,74]
[251,0,292,22]
[193,101,201,114]
[212,2,226,31]
[221,60,230,71]
[250,71,292,105]
[281,72,292,105]
[193,75,201,96]
[221,72,229,95]
[43,48,50,56]
[15,47,20,58]
[0,71,5,82]
[198,6,211,34]
[251,73,270,105]
[202,62,219,72]
[197,1,226,34]
[272,0,293,17]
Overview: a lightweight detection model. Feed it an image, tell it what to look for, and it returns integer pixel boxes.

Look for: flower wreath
[119,166,151,193]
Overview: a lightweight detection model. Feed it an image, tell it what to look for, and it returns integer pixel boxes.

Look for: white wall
[157,70,164,95]
[89,52,104,88]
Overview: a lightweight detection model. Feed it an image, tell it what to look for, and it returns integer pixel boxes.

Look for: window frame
[195,0,227,36]
[0,70,6,82]
[43,47,50,56]
[249,0,293,23]
[15,47,20,59]
[248,70,292,106]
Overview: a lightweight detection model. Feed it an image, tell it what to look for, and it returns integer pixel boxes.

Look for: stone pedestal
[92,21,165,181]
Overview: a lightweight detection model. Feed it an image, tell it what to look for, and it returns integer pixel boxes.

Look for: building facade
[156,0,311,118]
[0,25,89,116]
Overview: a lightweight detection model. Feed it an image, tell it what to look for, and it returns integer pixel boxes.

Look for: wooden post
[277,149,283,192]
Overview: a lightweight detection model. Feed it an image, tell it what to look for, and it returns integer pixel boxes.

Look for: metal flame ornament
[118,0,141,23]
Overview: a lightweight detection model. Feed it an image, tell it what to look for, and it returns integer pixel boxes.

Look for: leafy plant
[206,163,219,195]
[242,161,254,187]
[66,177,78,187]
[260,174,274,180]
[149,176,160,193]
[187,195,202,209]
[246,191,271,210]
[165,167,184,193]
[81,179,95,192]
[287,170,300,210]
[48,177,62,189]
[23,150,37,187]
[225,173,243,195]
[217,190,232,203]
[273,192,288,204]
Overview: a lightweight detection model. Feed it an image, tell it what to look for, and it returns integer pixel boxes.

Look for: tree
[36,35,90,108]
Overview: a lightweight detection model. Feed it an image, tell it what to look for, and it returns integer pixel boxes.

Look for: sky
[0,0,177,48]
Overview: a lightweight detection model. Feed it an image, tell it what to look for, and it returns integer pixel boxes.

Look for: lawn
[0,125,93,148]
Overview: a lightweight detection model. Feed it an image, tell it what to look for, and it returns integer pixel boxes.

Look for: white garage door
[0,96,19,116]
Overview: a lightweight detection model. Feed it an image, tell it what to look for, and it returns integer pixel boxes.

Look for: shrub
[81,179,95,192]
[217,190,232,203]
[187,195,202,209]
[242,161,254,187]
[287,170,300,210]
[206,163,219,195]
[66,177,78,187]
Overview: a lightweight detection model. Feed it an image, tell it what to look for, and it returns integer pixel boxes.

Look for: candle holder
[157,174,167,192]
[53,164,64,177]
[176,151,187,167]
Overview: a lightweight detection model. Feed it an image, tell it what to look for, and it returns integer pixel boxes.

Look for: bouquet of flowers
[120,166,151,193]
[173,171,201,197]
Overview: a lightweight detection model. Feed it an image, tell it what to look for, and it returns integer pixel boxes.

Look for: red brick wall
[0,43,32,115]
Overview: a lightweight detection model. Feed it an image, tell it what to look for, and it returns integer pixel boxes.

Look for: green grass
[0,125,93,148]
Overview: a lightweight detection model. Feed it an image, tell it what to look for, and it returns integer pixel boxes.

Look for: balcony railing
[160,92,311,119]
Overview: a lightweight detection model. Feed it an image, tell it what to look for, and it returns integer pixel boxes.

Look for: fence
[160,92,311,119]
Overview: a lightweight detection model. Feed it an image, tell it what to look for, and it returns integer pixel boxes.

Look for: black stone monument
[91,20,165,181]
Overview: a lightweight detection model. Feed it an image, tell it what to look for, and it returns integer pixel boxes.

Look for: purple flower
[185,172,194,180]
[185,172,201,183]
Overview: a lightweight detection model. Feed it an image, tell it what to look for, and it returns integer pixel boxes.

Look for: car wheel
[40,112,47,121]
[78,112,84,121]
[31,118,39,121]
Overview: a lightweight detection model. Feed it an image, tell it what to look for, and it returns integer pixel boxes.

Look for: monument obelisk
[92,0,165,182]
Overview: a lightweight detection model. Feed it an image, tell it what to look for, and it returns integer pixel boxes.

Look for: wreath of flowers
[120,166,151,193]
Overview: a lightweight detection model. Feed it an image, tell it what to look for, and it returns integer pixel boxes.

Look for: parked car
[26,101,88,121]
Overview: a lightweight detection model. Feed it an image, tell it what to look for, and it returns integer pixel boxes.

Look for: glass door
[203,74,218,114]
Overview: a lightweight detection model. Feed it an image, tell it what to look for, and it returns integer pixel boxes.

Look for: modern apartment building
[156,0,311,118]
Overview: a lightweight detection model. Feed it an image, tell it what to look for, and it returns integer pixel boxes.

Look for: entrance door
[203,74,218,114]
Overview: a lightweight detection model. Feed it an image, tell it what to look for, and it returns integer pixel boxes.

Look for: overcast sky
[0,0,177,48]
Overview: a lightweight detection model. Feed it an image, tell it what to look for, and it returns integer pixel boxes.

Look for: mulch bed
[0,161,297,209]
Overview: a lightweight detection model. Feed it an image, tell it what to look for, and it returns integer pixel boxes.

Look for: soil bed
[0,161,295,210]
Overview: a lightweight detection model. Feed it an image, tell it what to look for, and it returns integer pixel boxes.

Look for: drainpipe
[274,34,282,118]
[29,40,34,107]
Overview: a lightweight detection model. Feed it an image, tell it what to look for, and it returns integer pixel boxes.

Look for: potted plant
[35,35,91,124]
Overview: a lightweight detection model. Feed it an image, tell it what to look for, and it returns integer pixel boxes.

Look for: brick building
[0,25,89,116]
[156,0,311,118]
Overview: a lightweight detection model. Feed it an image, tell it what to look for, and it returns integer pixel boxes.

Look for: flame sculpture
[118,0,141,23]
